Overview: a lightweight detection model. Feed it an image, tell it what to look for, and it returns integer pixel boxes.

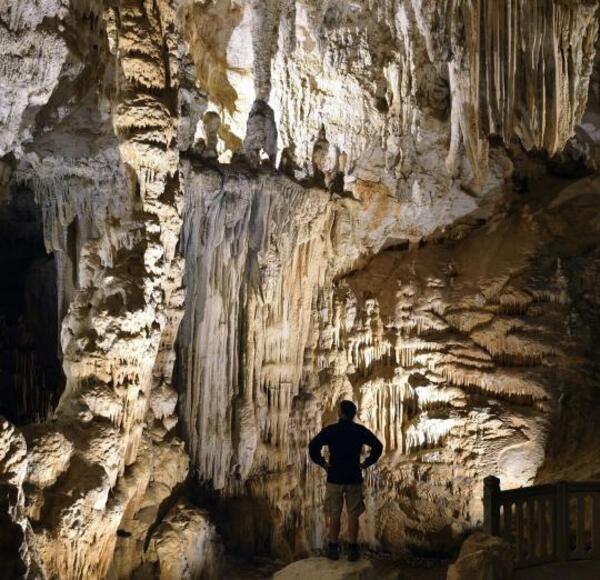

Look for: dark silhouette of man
[308,400,383,562]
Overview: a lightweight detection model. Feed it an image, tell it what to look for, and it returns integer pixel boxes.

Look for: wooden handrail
[483,477,600,569]
[566,482,600,493]
[499,484,556,501]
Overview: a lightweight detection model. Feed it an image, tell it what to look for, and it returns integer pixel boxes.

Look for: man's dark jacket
[308,419,383,484]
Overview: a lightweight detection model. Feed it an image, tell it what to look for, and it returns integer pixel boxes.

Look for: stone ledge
[274,557,375,580]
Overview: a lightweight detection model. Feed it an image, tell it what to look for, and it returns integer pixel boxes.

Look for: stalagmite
[242,99,278,166]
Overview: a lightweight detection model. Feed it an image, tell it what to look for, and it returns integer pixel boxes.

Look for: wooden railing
[483,477,600,569]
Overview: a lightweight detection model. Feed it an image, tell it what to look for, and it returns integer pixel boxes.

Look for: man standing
[308,400,383,562]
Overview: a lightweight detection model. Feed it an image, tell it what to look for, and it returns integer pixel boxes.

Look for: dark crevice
[0,187,65,425]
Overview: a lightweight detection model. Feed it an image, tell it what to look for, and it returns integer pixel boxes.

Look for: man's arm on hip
[360,426,383,469]
[308,427,330,468]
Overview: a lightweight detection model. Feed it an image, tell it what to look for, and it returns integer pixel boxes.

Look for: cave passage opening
[0,187,65,425]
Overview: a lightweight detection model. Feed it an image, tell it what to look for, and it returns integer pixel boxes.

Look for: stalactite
[404,414,459,453]
[444,0,599,181]
[250,0,278,102]
[178,167,332,491]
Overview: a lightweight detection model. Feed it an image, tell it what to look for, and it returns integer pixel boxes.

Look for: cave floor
[514,560,600,580]
[222,555,449,579]
[372,557,449,580]
[223,557,600,578]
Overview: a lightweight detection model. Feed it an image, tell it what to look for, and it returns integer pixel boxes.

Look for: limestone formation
[0,417,31,578]
[196,111,222,159]
[273,557,375,580]
[1,0,217,577]
[177,157,600,556]
[447,532,513,580]
[242,98,278,166]
[0,0,600,578]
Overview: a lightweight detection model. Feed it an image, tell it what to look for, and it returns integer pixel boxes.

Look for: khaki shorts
[324,483,365,519]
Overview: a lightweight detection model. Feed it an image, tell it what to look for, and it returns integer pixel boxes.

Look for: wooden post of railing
[593,493,600,558]
[556,481,568,562]
[484,476,501,536]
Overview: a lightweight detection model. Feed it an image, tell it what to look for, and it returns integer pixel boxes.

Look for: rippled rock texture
[178,162,600,556]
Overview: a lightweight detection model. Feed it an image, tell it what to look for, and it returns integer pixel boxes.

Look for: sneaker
[347,543,360,562]
[326,542,340,560]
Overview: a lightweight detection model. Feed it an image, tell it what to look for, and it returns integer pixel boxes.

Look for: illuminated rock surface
[0,0,599,578]
[273,557,375,580]
[446,533,512,580]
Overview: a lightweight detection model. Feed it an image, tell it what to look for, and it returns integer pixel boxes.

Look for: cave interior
[1,0,600,579]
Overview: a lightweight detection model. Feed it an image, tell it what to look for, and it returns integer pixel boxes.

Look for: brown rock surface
[273,557,376,580]
[446,532,513,580]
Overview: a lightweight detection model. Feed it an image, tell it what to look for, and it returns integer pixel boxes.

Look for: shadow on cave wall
[536,245,600,484]
[0,187,65,424]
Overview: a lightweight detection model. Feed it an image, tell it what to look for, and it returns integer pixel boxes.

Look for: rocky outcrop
[135,501,222,580]
[1,0,218,577]
[0,416,39,579]
[447,532,513,580]
[273,557,375,580]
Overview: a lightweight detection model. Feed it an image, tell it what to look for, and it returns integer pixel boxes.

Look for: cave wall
[174,0,600,559]
[0,0,599,578]
[176,165,600,557]
[1,0,220,578]
[182,0,599,185]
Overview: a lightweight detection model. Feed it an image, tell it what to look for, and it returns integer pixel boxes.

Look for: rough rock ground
[273,557,375,580]
[223,554,449,580]
[514,561,600,580]
[446,533,512,580]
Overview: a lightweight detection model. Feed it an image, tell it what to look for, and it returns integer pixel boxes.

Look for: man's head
[339,400,357,421]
